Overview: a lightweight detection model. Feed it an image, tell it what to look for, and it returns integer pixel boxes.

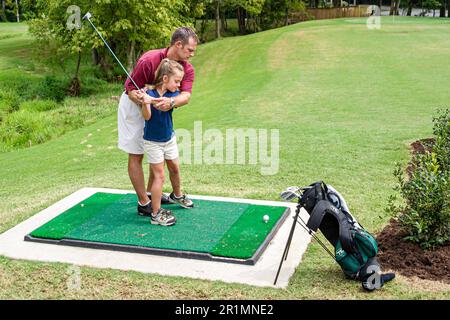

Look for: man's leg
[128,153,150,204]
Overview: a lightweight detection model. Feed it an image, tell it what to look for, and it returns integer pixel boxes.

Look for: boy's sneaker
[168,192,194,208]
[151,208,176,226]
[137,201,152,217]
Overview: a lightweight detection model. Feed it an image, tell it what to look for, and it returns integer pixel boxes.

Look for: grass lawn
[0,17,449,299]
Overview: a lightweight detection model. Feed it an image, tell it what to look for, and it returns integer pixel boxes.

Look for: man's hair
[170,27,199,46]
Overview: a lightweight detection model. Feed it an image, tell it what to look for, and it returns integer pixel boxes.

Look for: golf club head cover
[362,272,396,292]
[360,258,395,291]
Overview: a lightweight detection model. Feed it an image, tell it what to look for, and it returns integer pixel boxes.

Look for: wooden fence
[290,5,370,23]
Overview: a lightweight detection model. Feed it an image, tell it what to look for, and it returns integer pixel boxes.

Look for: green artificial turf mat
[29,192,289,260]
[211,205,287,259]
[30,193,123,240]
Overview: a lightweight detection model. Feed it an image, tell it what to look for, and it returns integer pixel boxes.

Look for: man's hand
[153,97,173,111]
[128,89,148,105]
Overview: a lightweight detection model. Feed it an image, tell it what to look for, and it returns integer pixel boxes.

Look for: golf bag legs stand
[273,204,302,285]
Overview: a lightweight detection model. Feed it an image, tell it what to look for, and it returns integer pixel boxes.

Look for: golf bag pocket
[335,228,378,278]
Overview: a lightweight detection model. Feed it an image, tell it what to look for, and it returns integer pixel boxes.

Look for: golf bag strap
[338,218,357,255]
[306,200,336,232]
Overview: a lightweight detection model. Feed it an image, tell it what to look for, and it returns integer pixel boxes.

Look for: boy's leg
[147,167,171,204]
[166,158,194,208]
[166,158,182,197]
[150,162,165,214]
[146,169,154,194]
[149,161,176,226]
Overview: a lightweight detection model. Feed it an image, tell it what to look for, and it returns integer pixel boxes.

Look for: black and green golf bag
[300,181,382,282]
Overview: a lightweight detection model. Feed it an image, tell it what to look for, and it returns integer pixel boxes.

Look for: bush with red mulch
[378,130,450,284]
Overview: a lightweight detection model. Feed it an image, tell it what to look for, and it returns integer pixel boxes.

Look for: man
[117,27,198,216]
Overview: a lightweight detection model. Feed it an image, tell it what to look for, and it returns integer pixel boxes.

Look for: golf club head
[280,186,301,201]
[82,12,92,21]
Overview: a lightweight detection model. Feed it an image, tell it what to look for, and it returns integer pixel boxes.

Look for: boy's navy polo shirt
[143,89,179,142]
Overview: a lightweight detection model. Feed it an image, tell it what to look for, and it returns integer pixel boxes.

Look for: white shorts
[117,92,145,155]
[144,136,179,164]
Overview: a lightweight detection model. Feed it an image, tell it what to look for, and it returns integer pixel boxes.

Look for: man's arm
[127,89,145,105]
[154,91,191,111]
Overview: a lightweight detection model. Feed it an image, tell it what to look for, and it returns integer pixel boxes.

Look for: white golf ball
[263,215,269,223]
[81,203,84,207]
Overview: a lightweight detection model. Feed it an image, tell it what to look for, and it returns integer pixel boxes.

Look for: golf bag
[300,181,380,281]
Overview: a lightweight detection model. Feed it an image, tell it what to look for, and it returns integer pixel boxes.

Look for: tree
[29,0,189,94]
[259,0,306,29]
[1,0,7,21]
[14,0,18,22]
[390,0,401,15]
[439,0,448,17]
[423,0,441,15]
[215,0,222,38]
[227,0,265,33]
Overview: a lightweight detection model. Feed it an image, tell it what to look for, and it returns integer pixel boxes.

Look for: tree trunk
[0,0,6,22]
[91,48,100,65]
[127,40,135,73]
[439,3,446,17]
[407,5,412,16]
[75,51,82,78]
[15,0,19,22]
[390,0,400,15]
[221,12,226,32]
[215,0,221,39]
[69,52,82,96]
[284,5,289,26]
[200,18,208,42]
[237,7,246,35]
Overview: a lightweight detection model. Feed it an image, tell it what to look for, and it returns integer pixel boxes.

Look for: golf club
[82,12,140,90]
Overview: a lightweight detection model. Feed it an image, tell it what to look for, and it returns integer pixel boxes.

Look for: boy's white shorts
[117,92,145,155]
[144,136,179,164]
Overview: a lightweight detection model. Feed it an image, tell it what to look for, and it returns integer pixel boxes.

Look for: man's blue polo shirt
[143,89,179,142]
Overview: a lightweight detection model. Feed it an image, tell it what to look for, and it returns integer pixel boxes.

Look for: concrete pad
[0,188,311,288]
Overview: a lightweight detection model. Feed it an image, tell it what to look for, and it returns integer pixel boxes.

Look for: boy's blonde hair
[147,58,184,89]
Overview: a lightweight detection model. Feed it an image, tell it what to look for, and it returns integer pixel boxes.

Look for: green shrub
[0,109,56,149]
[432,109,450,173]
[0,89,21,116]
[33,76,68,102]
[387,109,450,249]
[20,99,59,112]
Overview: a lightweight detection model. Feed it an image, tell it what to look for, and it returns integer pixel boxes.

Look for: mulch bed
[376,219,450,284]
[376,138,449,284]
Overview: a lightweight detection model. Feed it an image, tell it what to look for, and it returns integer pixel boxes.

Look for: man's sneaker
[146,193,171,204]
[151,208,176,226]
[137,201,152,217]
[168,192,194,208]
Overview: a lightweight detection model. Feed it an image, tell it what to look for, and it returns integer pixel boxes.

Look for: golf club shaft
[84,14,140,90]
